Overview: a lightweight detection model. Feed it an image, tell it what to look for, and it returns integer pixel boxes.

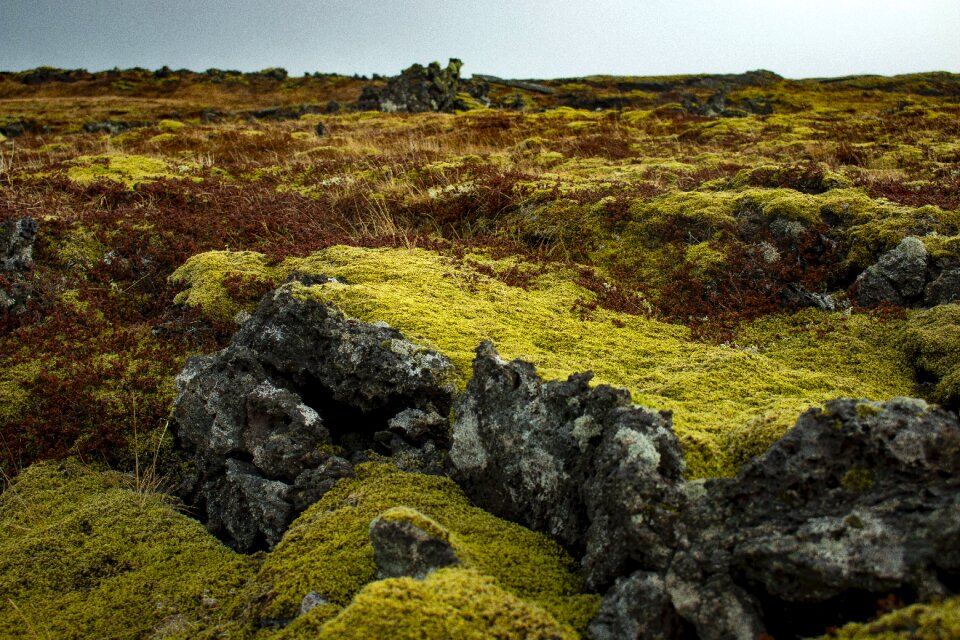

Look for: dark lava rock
[853,236,931,306]
[172,283,456,551]
[587,572,687,640]
[357,58,483,113]
[450,346,960,638]
[925,267,960,305]
[602,397,960,640]
[0,217,38,315]
[369,507,461,580]
[449,341,685,588]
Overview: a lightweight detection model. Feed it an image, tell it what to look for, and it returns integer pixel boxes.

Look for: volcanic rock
[357,59,485,113]
[450,345,960,638]
[172,282,456,551]
[853,236,931,306]
[0,217,38,315]
[449,341,685,588]
[369,507,461,580]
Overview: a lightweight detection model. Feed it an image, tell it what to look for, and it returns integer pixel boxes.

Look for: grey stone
[449,345,960,638]
[587,572,686,640]
[297,591,330,617]
[853,236,930,306]
[596,397,960,639]
[925,267,960,305]
[0,217,38,315]
[172,283,456,551]
[369,509,460,580]
[450,341,685,588]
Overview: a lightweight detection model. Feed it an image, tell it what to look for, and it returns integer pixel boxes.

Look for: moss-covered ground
[1,460,590,639]
[2,66,960,637]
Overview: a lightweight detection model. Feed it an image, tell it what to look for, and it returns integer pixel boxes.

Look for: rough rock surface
[853,236,931,306]
[450,341,685,588]
[172,282,456,551]
[369,507,461,580]
[357,59,487,113]
[450,345,960,639]
[0,217,38,315]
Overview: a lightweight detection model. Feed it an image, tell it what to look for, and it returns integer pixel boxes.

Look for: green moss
[169,250,277,322]
[900,304,960,407]
[311,568,577,640]
[172,246,913,477]
[0,460,255,639]
[378,506,451,542]
[149,133,178,144]
[38,142,71,153]
[840,466,875,491]
[158,119,186,132]
[0,359,43,425]
[216,463,596,635]
[66,154,179,187]
[55,226,108,272]
[820,596,960,639]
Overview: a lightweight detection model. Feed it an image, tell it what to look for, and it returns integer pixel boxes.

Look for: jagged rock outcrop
[449,341,686,588]
[449,345,960,639]
[172,282,456,551]
[658,397,960,639]
[0,217,38,315]
[357,59,487,113]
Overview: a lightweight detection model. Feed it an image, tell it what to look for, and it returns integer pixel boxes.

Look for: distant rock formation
[171,280,456,551]
[357,58,488,113]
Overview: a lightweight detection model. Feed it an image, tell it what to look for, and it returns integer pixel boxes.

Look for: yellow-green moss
[0,359,43,425]
[169,250,277,322]
[172,246,913,477]
[0,460,256,639]
[311,568,577,640]
[900,304,960,407]
[378,506,451,542]
[149,133,178,144]
[158,119,186,132]
[840,466,875,491]
[66,154,178,187]
[820,596,960,639]
[215,463,596,635]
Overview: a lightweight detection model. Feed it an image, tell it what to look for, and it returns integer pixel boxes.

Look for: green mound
[205,463,596,637]
[901,303,960,408]
[0,460,255,639]
[0,461,591,639]
[171,245,914,477]
[65,154,191,186]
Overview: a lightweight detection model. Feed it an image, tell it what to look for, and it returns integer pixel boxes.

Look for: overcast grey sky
[1,0,958,79]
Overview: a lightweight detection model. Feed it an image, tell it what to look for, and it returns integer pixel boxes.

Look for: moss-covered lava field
[2,64,960,638]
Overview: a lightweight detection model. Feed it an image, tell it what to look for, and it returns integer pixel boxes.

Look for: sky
[1,0,958,80]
